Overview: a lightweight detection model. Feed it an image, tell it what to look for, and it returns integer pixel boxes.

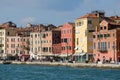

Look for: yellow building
[0,28,17,59]
[0,29,6,57]
[75,11,104,62]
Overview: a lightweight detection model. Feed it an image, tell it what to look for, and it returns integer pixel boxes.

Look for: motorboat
[2,61,12,64]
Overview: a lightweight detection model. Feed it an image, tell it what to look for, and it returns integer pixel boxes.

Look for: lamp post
[112,45,116,63]
[0,37,3,60]
[64,38,68,61]
[15,47,19,61]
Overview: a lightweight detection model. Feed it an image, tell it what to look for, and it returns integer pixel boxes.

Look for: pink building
[93,19,120,63]
[6,36,21,56]
[61,22,75,58]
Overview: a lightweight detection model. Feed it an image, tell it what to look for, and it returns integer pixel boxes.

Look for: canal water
[0,64,120,80]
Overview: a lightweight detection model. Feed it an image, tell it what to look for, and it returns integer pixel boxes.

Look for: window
[77,38,79,45]
[18,44,20,47]
[113,33,115,37]
[18,38,20,42]
[35,34,37,38]
[43,34,46,38]
[45,34,48,37]
[97,35,100,38]
[119,42,120,50]
[35,41,37,44]
[104,42,107,50]
[78,22,81,26]
[7,44,9,48]
[11,44,15,48]
[11,38,15,42]
[38,47,40,51]
[88,29,95,32]
[49,40,51,43]
[24,39,25,41]
[42,47,48,52]
[104,26,106,30]
[100,34,103,38]
[61,47,63,50]
[98,34,103,38]
[88,20,92,25]
[21,38,22,41]
[35,48,37,52]
[70,30,72,33]
[69,38,72,42]
[76,22,79,26]
[108,42,110,49]
[67,30,69,33]
[89,38,93,42]
[93,35,96,38]
[64,38,67,43]
[0,32,2,36]
[7,39,9,42]
[107,34,110,37]
[94,42,96,49]
[64,30,66,34]
[77,21,84,26]
[49,47,52,52]
[101,42,107,50]
[31,35,33,38]
[100,27,102,30]
[7,32,10,36]
[69,46,71,50]
[38,34,40,37]
[98,42,100,49]
[113,41,115,47]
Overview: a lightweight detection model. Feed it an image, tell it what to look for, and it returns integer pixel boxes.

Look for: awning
[80,52,86,56]
[74,47,78,50]
[41,54,54,56]
[74,52,86,56]
[53,54,60,56]
[59,54,72,57]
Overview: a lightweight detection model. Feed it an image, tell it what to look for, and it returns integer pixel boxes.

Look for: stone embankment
[0,61,120,69]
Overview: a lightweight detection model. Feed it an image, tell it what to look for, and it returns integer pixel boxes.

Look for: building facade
[29,26,61,60]
[93,19,120,63]
[6,36,21,56]
[0,28,17,58]
[0,29,6,58]
[75,11,104,62]
[40,30,61,57]
[30,32,41,59]
[61,22,75,60]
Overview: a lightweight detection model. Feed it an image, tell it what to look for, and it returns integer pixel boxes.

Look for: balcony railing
[98,49,108,53]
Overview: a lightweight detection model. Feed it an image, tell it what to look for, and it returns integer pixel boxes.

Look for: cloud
[34,0,81,11]
[0,0,120,27]
[20,17,37,25]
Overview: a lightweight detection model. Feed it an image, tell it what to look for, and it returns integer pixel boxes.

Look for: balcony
[98,49,108,53]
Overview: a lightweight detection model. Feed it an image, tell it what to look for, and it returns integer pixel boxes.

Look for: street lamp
[112,45,116,63]
[0,37,3,60]
[15,46,19,61]
[64,38,68,61]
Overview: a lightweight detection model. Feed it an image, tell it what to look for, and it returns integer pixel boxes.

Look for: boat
[2,61,12,64]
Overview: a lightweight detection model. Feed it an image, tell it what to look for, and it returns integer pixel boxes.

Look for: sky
[0,0,120,27]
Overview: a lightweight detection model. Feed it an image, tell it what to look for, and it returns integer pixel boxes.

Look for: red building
[93,19,120,63]
[61,22,75,59]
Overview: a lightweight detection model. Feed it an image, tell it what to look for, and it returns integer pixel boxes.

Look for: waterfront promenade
[0,61,120,69]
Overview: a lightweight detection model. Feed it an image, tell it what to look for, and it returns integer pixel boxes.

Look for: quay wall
[0,61,120,69]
